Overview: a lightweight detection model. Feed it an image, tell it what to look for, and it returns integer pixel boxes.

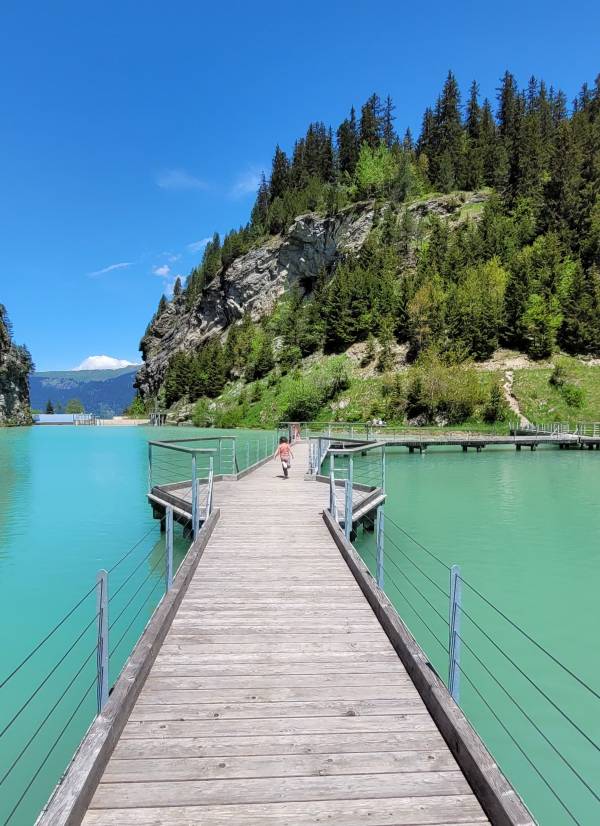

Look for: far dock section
[283,419,600,454]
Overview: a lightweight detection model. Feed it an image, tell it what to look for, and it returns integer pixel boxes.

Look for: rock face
[136,202,375,396]
[0,307,32,425]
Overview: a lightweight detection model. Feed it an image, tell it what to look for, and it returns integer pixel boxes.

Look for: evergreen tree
[45,400,54,414]
[337,106,360,174]
[250,173,270,229]
[270,145,290,200]
[360,93,382,147]
[382,95,397,148]
[173,277,182,297]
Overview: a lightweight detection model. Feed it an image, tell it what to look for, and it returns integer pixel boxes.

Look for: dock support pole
[165,507,173,591]
[96,569,109,713]
[448,564,462,703]
[191,454,198,539]
[376,507,384,588]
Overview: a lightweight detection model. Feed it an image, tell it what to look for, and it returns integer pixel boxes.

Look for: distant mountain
[30,366,138,417]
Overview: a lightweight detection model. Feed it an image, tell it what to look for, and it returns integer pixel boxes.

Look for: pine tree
[360,94,382,148]
[250,173,270,229]
[270,145,290,200]
[337,107,359,174]
[173,277,182,297]
[382,95,397,148]
[45,400,54,414]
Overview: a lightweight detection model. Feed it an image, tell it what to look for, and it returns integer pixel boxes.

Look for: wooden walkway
[82,443,488,825]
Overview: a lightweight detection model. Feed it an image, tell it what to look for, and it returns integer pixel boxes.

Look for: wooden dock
[75,442,488,825]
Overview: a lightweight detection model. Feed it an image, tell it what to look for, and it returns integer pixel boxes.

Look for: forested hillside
[138,71,600,426]
[0,304,32,425]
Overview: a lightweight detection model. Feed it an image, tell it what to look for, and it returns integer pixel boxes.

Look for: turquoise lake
[0,426,599,824]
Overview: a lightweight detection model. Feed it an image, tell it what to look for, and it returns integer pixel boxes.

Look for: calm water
[355,445,600,825]
[0,429,598,824]
[0,425,275,825]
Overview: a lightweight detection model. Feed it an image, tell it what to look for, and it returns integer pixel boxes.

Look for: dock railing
[0,500,211,826]
[329,486,600,824]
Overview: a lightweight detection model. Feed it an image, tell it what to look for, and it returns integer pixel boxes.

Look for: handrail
[346,505,600,825]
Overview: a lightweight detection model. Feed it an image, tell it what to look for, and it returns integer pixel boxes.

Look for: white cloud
[187,237,212,253]
[230,167,262,198]
[88,261,132,278]
[74,355,139,371]
[156,168,207,191]
[153,264,171,277]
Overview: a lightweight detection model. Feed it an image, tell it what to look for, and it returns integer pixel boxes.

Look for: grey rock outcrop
[136,202,375,396]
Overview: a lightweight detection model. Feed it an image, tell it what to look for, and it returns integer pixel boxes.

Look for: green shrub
[484,381,509,423]
[561,383,585,408]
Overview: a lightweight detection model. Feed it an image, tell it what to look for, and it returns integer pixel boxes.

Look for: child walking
[274,436,294,478]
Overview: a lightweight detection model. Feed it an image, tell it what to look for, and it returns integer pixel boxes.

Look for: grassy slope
[512,357,600,423]
[188,351,600,431]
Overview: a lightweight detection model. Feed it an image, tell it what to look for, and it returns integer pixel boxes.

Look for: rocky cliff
[0,306,32,425]
[136,191,488,398]
[137,201,375,396]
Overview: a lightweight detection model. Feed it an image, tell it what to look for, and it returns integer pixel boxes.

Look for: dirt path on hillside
[503,370,530,427]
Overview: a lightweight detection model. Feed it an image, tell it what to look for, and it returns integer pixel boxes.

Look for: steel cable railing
[0,504,200,825]
[348,507,600,825]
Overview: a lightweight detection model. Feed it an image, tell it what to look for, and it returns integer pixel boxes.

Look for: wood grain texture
[75,442,490,825]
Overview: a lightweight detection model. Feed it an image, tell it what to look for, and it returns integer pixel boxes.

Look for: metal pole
[232,438,237,474]
[381,445,386,491]
[96,569,109,713]
[165,506,173,591]
[191,453,198,539]
[344,479,352,540]
[330,454,337,522]
[208,456,214,515]
[376,507,384,588]
[448,564,462,703]
[147,443,152,492]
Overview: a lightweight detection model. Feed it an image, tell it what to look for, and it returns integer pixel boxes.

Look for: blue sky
[1,1,599,370]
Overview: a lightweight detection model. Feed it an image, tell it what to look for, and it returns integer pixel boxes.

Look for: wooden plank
[159,638,394,653]
[148,661,407,677]
[82,795,488,825]
[137,685,418,704]
[128,698,427,722]
[164,633,388,645]
[143,673,413,690]
[103,750,456,782]
[91,771,470,809]
[121,715,438,740]
[111,730,449,760]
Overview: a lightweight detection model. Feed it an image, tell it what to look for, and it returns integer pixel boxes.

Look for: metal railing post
[165,506,173,591]
[147,443,152,492]
[232,438,237,474]
[208,456,214,515]
[381,445,386,491]
[330,455,338,522]
[448,564,462,703]
[191,453,198,539]
[344,479,352,540]
[96,569,109,713]
[376,508,384,588]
